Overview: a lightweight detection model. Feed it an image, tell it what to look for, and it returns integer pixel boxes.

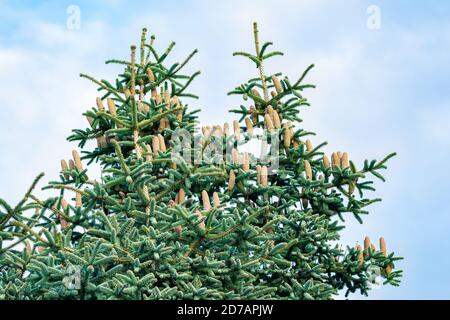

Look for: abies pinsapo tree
[0,23,402,300]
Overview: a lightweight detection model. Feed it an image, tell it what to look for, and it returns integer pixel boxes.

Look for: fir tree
[0,24,402,300]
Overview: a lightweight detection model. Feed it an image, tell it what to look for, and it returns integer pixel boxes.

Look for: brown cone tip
[158,134,166,152]
[341,152,349,168]
[178,189,185,204]
[147,67,155,82]
[201,190,211,211]
[174,225,182,237]
[264,114,274,130]
[152,136,160,155]
[243,153,250,172]
[195,210,205,230]
[272,110,281,129]
[260,166,268,186]
[233,120,241,140]
[107,98,117,115]
[72,150,83,170]
[61,198,68,210]
[213,192,220,208]
[228,170,236,191]
[283,123,291,148]
[331,152,340,169]
[323,155,331,168]
[271,75,282,94]
[75,192,82,208]
[25,241,32,255]
[254,165,260,182]
[251,88,260,97]
[380,237,387,256]
[223,122,229,135]
[364,236,371,256]
[96,97,105,111]
[305,139,313,152]
[60,159,68,172]
[245,118,253,135]
[357,245,364,265]
[304,160,312,180]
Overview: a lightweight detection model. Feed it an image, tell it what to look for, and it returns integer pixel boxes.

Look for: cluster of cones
[357,236,392,274]
[168,188,222,236]
[86,47,185,150]
[85,97,119,148]
[58,150,85,229]
[322,151,350,170]
[149,69,182,130]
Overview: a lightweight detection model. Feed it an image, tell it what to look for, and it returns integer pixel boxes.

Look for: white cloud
[0,21,113,203]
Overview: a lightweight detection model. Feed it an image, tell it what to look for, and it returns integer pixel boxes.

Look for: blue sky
[0,0,449,299]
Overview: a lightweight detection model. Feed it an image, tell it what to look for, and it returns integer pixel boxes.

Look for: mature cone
[72,150,83,170]
[304,160,313,180]
[228,170,236,191]
[364,237,371,257]
[260,166,268,186]
[245,118,254,136]
[271,75,282,94]
[201,190,211,211]
[60,160,69,179]
[322,155,331,168]
[212,192,220,208]
[305,139,313,152]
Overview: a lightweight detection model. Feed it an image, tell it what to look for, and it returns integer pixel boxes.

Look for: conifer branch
[0,25,401,301]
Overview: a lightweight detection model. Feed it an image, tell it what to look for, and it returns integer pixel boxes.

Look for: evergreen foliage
[0,24,402,300]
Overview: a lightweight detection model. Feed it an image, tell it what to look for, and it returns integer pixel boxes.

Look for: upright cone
[304,160,312,180]
[212,192,220,208]
[271,75,282,94]
[158,134,166,152]
[223,122,229,136]
[283,123,291,148]
[331,152,340,169]
[380,237,392,274]
[364,236,371,257]
[243,153,250,172]
[260,166,268,186]
[305,139,313,152]
[357,245,364,266]
[245,118,254,136]
[147,67,155,82]
[233,120,240,140]
[201,190,211,211]
[75,192,82,208]
[72,150,83,171]
[256,165,262,184]
[322,155,331,168]
[96,97,105,112]
[341,152,349,168]
[194,210,205,230]
[152,136,160,155]
[60,160,69,179]
[228,170,236,191]
[264,114,274,130]
[272,110,281,129]
[177,189,186,204]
